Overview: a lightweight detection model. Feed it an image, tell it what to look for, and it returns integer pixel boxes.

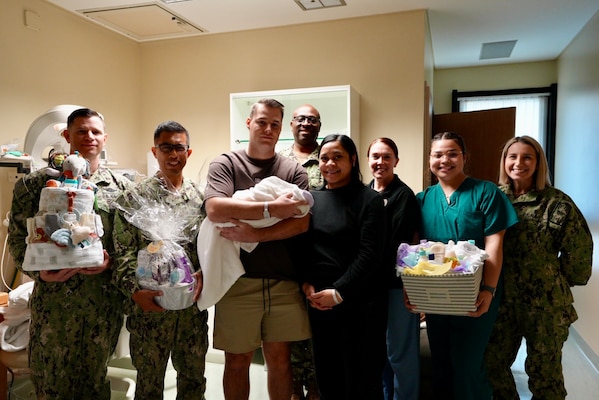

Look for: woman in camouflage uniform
[486,135,593,400]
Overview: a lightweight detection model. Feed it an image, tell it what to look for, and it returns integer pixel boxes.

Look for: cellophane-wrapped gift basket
[136,240,196,310]
[116,181,200,311]
[397,240,488,316]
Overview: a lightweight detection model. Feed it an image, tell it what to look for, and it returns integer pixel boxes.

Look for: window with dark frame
[451,84,557,179]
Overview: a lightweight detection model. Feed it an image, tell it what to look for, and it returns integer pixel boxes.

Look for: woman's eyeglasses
[430,151,462,160]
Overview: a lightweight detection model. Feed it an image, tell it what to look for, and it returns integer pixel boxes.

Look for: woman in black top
[302,134,387,400]
[368,138,421,400]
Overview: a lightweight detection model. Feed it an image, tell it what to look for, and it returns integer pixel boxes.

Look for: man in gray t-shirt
[204,98,311,399]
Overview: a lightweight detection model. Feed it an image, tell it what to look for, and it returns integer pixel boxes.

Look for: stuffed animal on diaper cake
[45,151,96,191]
[21,152,104,271]
[61,151,89,178]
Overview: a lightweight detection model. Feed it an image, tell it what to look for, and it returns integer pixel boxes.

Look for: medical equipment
[23,104,84,169]
[1,105,84,289]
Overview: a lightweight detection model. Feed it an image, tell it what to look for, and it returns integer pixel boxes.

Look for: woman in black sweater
[302,134,387,400]
[368,137,421,400]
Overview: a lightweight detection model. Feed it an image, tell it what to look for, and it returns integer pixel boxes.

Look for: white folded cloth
[196,176,313,311]
[0,323,29,352]
[0,281,34,351]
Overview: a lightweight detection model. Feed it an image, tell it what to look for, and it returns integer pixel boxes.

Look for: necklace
[441,175,466,203]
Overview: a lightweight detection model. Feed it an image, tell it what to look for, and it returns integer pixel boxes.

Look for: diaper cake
[22,152,105,271]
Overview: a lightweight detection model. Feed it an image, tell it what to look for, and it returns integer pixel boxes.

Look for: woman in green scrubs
[414,132,518,400]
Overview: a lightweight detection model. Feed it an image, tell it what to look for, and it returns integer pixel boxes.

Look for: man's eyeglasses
[155,143,189,153]
[292,115,320,125]
[430,151,462,160]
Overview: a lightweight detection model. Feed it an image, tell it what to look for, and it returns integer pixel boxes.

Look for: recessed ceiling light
[480,40,517,60]
[295,0,346,11]
[80,3,204,42]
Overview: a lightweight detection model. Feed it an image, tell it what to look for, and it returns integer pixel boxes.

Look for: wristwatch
[481,285,496,297]
[263,202,270,219]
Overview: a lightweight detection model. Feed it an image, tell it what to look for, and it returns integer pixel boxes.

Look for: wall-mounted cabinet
[230,85,360,153]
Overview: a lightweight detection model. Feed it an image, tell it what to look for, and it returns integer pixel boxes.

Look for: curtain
[458,94,548,148]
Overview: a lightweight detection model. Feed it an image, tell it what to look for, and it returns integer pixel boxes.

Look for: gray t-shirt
[204,150,308,280]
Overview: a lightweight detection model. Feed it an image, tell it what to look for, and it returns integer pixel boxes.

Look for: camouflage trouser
[28,282,124,400]
[486,301,576,400]
[291,338,318,393]
[127,305,209,400]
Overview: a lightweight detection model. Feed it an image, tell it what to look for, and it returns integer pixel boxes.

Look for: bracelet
[332,289,343,305]
[481,284,496,298]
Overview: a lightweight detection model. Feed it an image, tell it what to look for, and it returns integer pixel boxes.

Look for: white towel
[0,281,34,352]
[0,323,29,352]
[22,240,105,271]
[196,176,313,311]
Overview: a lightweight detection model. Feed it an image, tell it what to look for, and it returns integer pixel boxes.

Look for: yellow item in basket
[403,260,453,276]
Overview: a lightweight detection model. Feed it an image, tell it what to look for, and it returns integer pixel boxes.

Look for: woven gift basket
[397,240,487,316]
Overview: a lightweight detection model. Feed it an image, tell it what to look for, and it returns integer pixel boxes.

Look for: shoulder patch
[548,200,571,229]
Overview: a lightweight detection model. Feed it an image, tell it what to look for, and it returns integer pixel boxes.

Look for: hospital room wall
[0,1,142,165]
[554,11,599,357]
[0,2,429,288]
[135,10,429,190]
[0,0,143,289]
[1,0,598,361]
[432,13,599,356]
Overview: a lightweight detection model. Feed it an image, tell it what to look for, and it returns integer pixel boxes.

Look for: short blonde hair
[498,135,551,190]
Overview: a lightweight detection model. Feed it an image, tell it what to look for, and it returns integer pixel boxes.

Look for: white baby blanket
[22,240,104,271]
[196,176,313,311]
[0,281,34,352]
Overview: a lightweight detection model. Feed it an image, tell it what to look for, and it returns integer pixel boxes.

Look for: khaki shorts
[214,277,311,354]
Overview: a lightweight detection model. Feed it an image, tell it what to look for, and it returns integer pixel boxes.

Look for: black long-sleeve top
[370,175,421,289]
[302,181,386,303]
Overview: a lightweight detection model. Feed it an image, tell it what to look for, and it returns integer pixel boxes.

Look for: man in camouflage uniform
[280,104,322,400]
[279,104,323,190]
[112,120,208,400]
[8,108,133,399]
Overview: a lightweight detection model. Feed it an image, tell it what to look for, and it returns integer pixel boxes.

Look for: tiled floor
[7,354,270,400]
[107,352,270,400]
[419,326,599,400]
[6,328,599,399]
[123,327,599,400]
[512,331,599,400]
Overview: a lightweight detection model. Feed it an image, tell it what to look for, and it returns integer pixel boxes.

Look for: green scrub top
[416,177,518,248]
